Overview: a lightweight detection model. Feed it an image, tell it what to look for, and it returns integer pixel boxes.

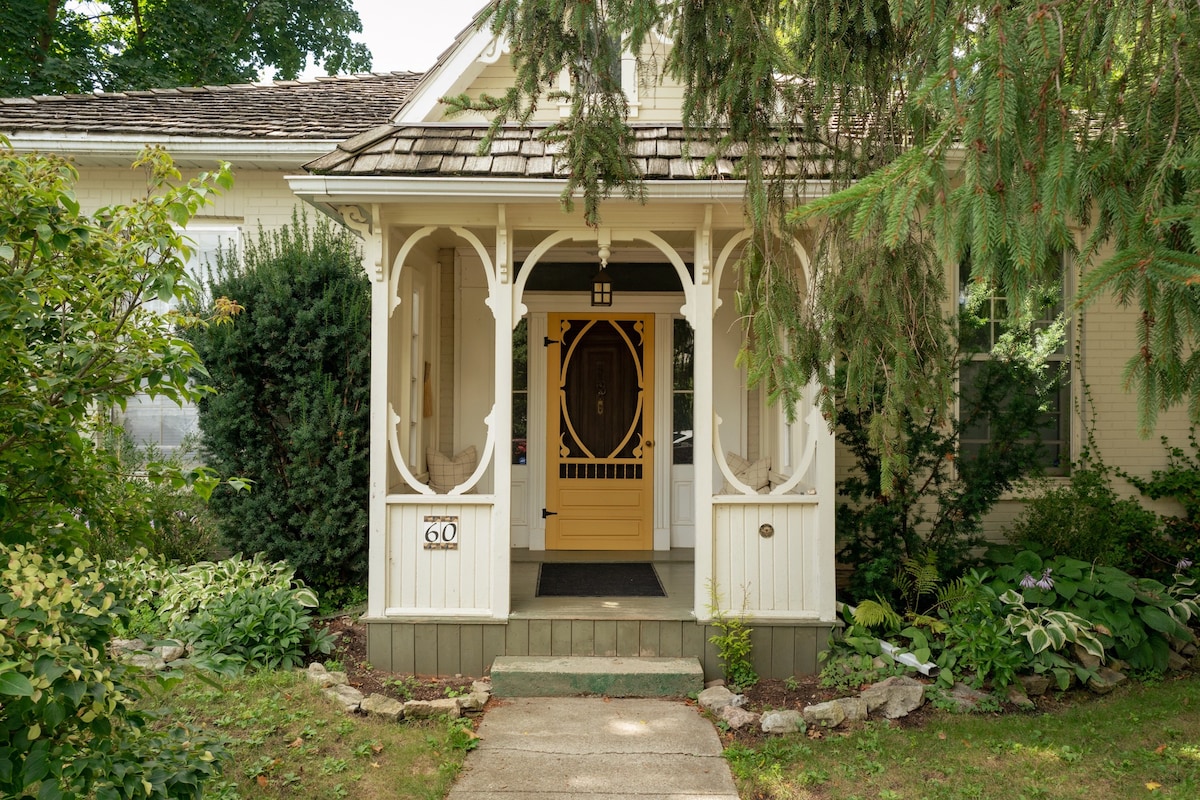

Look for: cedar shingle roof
[0,73,421,140]
[305,124,811,179]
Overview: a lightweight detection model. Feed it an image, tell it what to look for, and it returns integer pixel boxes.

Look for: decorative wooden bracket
[337,204,384,282]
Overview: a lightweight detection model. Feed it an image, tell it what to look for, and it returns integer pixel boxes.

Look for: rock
[126,653,167,671]
[404,698,462,719]
[471,679,492,695]
[459,692,489,712]
[110,638,147,654]
[704,678,726,689]
[1191,651,1200,670]
[697,685,737,712]
[1166,649,1189,673]
[861,676,925,719]
[154,642,187,663]
[324,684,364,712]
[1087,666,1127,695]
[803,700,844,728]
[1006,684,1035,710]
[719,705,760,730]
[1181,642,1197,658]
[303,663,348,688]
[1018,673,1051,697]
[360,694,405,721]
[947,682,991,713]
[838,696,868,722]
[760,710,806,735]
[730,693,748,708]
[1073,644,1102,670]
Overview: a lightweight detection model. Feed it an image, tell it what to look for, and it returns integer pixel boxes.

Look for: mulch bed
[314,614,1063,748]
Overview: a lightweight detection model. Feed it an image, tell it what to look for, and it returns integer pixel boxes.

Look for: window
[558,35,641,117]
[672,319,694,465]
[116,224,240,459]
[513,319,528,464]
[958,257,1070,473]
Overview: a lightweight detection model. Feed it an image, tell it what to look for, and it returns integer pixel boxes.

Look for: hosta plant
[985,549,1199,672]
[1000,589,1105,690]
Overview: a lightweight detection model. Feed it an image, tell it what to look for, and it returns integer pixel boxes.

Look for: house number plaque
[422,516,459,550]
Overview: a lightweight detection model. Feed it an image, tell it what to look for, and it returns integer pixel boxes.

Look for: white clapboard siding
[712,500,822,619]
[386,502,494,616]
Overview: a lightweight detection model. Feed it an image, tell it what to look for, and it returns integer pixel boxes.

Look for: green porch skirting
[363,618,835,680]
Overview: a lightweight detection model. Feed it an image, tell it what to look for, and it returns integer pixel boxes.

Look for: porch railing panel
[712,500,823,619]
[385,501,494,616]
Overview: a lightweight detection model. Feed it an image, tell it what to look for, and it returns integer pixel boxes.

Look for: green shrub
[186,215,370,593]
[837,345,1057,601]
[182,585,333,672]
[1126,428,1200,570]
[0,545,226,799]
[1005,463,1167,577]
[102,552,327,668]
[984,548,1199,672]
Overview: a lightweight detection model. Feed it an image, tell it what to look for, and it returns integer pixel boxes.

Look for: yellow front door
[545,314,654,550]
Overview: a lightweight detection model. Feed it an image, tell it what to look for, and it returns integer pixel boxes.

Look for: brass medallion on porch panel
[545,314,654,550]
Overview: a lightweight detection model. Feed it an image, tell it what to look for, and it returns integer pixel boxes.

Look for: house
[2,8,1190,680]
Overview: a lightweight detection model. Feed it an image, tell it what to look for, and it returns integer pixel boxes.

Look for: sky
[352,0,490,74]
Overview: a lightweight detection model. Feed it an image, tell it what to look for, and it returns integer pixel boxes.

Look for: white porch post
[491,207,514,618]
[342,205,390,620]
[693,208,715,620]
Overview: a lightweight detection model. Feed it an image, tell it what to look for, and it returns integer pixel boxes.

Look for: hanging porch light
[591,244,613,307]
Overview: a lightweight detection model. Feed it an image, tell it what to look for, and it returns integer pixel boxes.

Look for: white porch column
[490,206,514,618]
[693,208,716,620]
[340,205,390,620]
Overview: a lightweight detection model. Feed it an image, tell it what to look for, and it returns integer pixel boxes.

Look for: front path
[447,697,739,799]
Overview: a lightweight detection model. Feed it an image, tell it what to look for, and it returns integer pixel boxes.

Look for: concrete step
[490,655,704,698]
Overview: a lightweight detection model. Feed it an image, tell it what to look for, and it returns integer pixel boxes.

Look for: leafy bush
[182,585,333,672]
[0,144,234,552]
[0,545,226,799]
[82,434,220,565]
[1005,462,1168,577]
[186,214,370,592]
[1126,428,1200,569]
[837,342,1057,601]
[102,552,328,669]
[984,549,1199,672]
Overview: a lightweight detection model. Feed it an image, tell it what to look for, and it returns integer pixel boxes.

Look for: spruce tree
[188,217,370,592]
[469,1,1200,489]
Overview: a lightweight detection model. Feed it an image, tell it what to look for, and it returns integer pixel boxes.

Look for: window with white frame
[115,223,240,460]
[958,255,1070,474]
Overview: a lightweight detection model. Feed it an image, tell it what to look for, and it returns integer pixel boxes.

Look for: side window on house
[117,224,241,459]
[958,256,1070,473]
[672,318,694,465]
[513,319,528,465]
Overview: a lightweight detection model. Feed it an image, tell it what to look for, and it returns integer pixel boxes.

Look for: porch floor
[510,548,695,620]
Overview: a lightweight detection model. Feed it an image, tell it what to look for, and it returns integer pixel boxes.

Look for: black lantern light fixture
[591,243,613,307]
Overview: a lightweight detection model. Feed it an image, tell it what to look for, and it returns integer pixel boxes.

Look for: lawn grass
[726,674,1200,800]
[142,669,473,800]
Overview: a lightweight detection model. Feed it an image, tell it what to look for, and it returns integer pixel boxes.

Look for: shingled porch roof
[304,124,815,180]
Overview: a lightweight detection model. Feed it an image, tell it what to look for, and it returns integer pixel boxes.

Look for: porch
[366,548,832,680]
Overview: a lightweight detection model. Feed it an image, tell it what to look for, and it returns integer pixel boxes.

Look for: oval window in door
[560,319,645,459]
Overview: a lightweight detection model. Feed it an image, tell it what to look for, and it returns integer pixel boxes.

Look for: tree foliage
[0,1,372,95]
[187,216,371,592]
[0,140,232,548]
[473,1,1200,486]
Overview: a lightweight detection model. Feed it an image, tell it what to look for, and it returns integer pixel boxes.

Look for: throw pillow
[427,446,478,493]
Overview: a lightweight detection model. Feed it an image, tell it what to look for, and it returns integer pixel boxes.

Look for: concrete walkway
[447,697,740,799]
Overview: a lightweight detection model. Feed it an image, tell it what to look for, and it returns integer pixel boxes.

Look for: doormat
[536,562,666,598]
